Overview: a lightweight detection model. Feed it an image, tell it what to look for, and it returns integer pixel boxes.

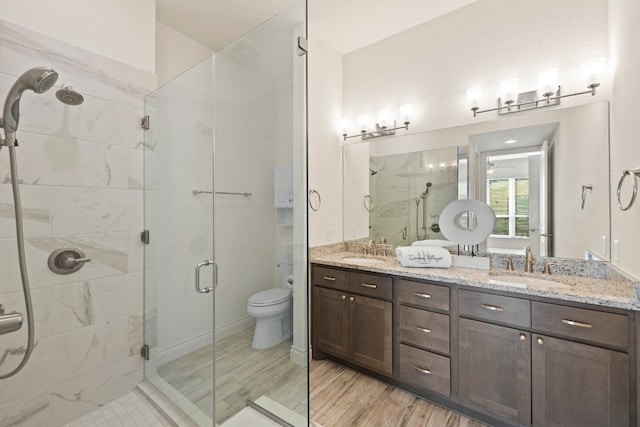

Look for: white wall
[342,0,608,135]
[0,19,155,426]
[0,0,156,72]
[156,21,214,87]
[609,0,640,279]
[552,103,610,259]
[308,31,344,247]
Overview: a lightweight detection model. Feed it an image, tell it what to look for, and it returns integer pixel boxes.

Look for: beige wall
[308,31,344,247]
[609,0,640,278]
[155,21,214,87]
[0,0,156,72]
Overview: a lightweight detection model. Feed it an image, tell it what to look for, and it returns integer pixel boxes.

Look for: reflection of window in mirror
[483,150,543,256]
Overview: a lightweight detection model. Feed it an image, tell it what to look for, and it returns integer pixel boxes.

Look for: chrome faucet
[524,247,534,273]
[367,239,376,255]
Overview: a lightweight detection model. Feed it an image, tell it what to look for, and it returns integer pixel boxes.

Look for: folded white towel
[411,239,456,249]
[395,246,452,268]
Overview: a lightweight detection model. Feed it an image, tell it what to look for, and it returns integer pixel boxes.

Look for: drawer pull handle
[562,319,593,329]
[415,326,432,333]
[323,276,336,281]
[361,283,377,289]
[481,304,504,312]
[414,366,432,375]
[413,292,432,299]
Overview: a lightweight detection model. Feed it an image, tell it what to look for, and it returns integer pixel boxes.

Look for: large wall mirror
[343,101,610,261]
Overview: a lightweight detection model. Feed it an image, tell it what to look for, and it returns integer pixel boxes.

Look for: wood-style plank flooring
[310,358,488,427]
[157,328,307,424]
[157,328,487,426]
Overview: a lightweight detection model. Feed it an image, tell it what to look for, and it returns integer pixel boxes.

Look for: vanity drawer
[399,306,450,355]
[313,266,348,291]
[398,280,450,311]
[459,290,530,328]
[349,272,392,300]
[399,344,450,396]
[532,302,629,349]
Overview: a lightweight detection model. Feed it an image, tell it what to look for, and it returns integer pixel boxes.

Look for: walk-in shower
[416,182,432,240]
[0,67,83,379]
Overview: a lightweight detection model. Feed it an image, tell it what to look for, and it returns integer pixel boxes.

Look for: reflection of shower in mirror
[416,182,432,239]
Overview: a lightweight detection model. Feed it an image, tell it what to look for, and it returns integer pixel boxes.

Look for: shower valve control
[48,248,92,275]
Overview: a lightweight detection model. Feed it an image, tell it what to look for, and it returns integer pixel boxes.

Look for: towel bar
[616,168,640,211]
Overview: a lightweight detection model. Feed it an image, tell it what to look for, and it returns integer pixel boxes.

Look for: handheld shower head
[2,67,58,142]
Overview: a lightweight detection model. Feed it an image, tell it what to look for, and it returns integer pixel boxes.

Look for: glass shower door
[142,1,307,425]
[212,1,308,424]
[143,57,216,426]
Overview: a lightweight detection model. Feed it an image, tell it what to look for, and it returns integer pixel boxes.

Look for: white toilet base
[247,298,292,350]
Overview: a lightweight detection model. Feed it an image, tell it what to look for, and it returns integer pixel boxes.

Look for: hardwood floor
[310,358,488,427]
[157,327,307,424]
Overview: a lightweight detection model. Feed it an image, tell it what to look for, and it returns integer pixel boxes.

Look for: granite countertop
[311,251,640,311]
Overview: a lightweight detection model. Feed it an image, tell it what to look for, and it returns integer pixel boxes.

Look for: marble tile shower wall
[0,20,157,427]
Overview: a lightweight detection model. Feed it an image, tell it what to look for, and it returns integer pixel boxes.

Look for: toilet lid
[249,288,290,306]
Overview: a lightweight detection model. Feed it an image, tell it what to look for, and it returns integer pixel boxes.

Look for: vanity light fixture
[468,58,605,117]
[341,104,413,141]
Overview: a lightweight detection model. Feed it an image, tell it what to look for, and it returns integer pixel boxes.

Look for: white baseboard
[215,316,255,342]
[156,316,255,365]
[157,330,214,366]
[289,344,308,366]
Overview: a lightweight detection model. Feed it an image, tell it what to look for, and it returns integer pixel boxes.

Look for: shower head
[56,84,84,106]
[369,168,378,176]
[2,67,58,139]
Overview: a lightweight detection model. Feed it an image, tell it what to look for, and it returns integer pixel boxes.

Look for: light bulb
[399,104,413,124]
[537,68,559,97]
[357,114,370,132]
[500,78,519,103]
[583,57,606,88]
[377,109,391,128]
[466,86,483,109]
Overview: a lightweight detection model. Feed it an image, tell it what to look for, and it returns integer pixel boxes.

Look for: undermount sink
[488,274,572,290]
[341,257,386,265]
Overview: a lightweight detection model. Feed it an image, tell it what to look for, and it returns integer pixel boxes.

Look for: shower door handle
[195,260,215,294]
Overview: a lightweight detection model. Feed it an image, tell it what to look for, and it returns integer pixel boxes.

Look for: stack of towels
[395,245,452,268]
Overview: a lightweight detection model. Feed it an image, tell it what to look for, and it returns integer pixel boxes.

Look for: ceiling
[471,123,560,153]
[156,0,478,54]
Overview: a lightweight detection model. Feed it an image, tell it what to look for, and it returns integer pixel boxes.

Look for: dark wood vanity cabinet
[532,334,629,427]
[458,318,532,425]
[312,266,392,375]
[459,290,632,427]
[311,263,636,427]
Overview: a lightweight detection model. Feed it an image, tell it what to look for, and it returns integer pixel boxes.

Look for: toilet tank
[277,256,293,287]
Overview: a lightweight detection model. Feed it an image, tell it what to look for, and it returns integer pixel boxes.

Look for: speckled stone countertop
[311,250,640,311]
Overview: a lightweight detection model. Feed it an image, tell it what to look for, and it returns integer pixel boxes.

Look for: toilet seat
[248,288,290,307]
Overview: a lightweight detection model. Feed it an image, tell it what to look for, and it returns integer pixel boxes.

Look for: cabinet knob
[349,296,355,302]
[519,334,526,341]
[341,295,346,300]
[537,337,544,345]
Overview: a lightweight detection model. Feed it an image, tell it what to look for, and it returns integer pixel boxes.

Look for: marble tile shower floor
[157,327,308,425]
[63,389,174,427]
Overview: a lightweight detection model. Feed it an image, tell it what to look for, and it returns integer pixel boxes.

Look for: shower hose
[0,145,35,379]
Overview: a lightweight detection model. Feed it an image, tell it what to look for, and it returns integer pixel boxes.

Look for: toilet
[247,257,294,350]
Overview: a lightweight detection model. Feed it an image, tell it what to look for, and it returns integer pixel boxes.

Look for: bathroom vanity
[311,252,638,427]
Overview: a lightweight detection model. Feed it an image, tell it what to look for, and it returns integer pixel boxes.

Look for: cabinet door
[532,335,630,427]
[459,318,531,425]
[349,294,392,375]
[313,287,349,358]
